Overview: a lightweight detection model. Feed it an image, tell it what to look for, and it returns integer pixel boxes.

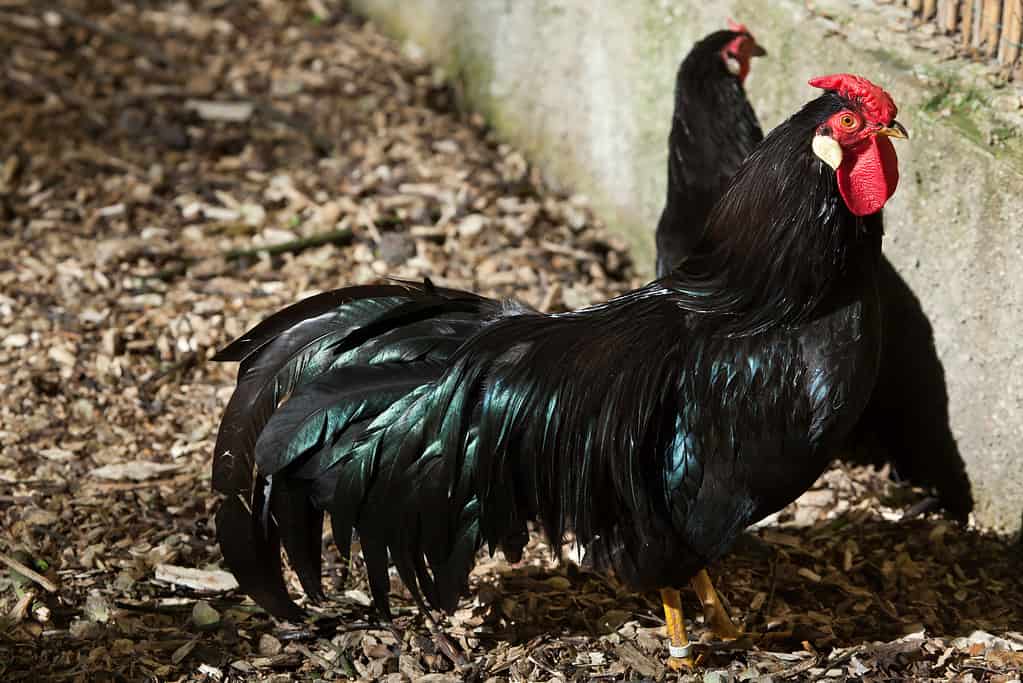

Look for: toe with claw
[690,569,742,641]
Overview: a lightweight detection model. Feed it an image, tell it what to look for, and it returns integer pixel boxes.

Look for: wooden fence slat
[961,0,977,46]
[877,0,1018,77]
[972,0,986,47]
[979,0,1002,55]
[942,0,961,33]
[999,0,1022,63]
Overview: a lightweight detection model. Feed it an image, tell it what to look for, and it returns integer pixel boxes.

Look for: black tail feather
[216,494,304,620]
[271,479,326,602]
[212,281,503,619]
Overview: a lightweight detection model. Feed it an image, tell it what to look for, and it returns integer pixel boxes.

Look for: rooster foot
[690,569,742,641]
[660,587,696,670]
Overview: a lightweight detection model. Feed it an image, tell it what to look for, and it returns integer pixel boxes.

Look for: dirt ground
[1,2,1022,681]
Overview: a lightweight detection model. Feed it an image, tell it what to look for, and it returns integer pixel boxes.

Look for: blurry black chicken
[655,21,764,277]
[655,25,972,520]
[212,73,907,666]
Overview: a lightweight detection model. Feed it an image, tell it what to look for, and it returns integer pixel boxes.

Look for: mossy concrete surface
[350,0,1023,533]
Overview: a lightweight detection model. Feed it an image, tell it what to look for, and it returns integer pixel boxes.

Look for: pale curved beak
[877,120,909,139]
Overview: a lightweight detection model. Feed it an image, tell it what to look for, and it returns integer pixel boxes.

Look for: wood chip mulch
[1,2,1021,681]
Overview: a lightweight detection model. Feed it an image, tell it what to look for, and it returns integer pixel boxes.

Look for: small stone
[191,600,221,628]
[565,205,587,231]
[113,571,136,593]
[72,399,96,422]
[258,633,282,656]
[599,609,632,633]
[117,108,147,136]
[457,213,488,237]
[3,333,29,348]
[84,591,111,623]
[377,232,416,265]
[32,603,51,623]
[241,203,267,227]
[69,619,102,640]
[48,345,76,366]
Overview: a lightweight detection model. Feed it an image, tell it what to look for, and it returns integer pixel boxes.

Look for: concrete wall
[349,0,1023,533]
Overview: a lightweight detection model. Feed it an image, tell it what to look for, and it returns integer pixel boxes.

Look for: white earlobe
[725,55,742,76]
[812,135,843,171]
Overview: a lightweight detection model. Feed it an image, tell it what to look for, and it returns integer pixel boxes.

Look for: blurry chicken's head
[722,19,766,83]
[809,73,908,216]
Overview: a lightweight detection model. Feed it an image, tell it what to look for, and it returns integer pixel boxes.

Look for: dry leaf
[90,461,183,481]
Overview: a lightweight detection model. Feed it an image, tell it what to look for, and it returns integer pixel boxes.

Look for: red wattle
[836,136,899,217]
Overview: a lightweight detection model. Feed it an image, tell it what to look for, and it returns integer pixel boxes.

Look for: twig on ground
[223,227,354,261]
[776,655,820,679]
[137,227,354,283]
[0,551,57,593]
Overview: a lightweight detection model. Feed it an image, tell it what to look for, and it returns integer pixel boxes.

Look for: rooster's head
[809,73,908,217]
[722,19,766,83]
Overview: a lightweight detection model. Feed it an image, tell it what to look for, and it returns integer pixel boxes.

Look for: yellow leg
[660,587,694,670]
[690,569,741,640]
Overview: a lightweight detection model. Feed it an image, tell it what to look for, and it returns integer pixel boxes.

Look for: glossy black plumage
[211,282,508,617]
[655,33,972,519]
[213,91,890,619]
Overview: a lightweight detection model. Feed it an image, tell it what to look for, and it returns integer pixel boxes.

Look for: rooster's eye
[839,114,858,130]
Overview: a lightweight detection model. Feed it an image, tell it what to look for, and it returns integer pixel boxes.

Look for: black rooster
[656,26,972,520]
[213,74,907,668]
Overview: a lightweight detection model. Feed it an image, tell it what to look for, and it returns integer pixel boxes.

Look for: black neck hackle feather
[661,92,882,336]
[211,92,886,620]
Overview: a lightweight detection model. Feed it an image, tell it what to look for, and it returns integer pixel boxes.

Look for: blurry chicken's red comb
[809,74,897,123]
[727,18,750,34]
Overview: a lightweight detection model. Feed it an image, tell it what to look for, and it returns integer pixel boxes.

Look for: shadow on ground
[3,495,1021,681]
[479,515,1023,649]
